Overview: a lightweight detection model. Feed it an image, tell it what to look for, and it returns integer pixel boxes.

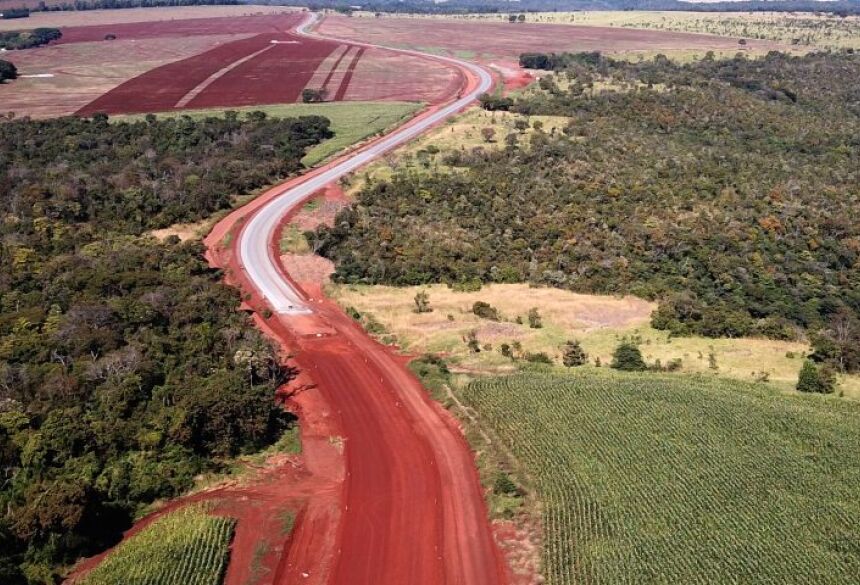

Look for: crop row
[463,369,860,584]
[79,504,235,585]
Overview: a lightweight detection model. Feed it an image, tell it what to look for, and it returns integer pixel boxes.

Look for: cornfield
[79,504,235,585]
[463,369,860,584]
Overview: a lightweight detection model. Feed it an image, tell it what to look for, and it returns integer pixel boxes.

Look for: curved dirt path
[206,11,508,585]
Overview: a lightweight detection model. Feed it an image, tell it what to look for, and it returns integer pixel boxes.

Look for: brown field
[0,10,457,118]
[0,5,298,31]
[1,33,246,118]
[318,14,783,64]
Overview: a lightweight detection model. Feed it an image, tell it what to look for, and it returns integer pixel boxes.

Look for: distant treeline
[0,27,60,50]
[21,0,239,12]
[0,8,30,18]
[260,0,860,16]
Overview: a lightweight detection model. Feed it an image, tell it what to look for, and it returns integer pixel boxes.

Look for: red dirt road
[199,19,509,581]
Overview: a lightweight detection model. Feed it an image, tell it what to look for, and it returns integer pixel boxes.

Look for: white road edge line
[238,12,494,314]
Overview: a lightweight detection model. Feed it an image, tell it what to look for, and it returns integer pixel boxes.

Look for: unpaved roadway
[207,11,509,585]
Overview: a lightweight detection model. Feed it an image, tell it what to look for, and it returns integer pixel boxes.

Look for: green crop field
[112,101,422,166]
[78,504,235,585]
[463,369,860,584]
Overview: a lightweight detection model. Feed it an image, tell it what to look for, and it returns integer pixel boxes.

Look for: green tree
[796,360,836,394]
[611,342,647,371]
[301,88,327,103]
[0,60,16,83]
[562,340,588,367]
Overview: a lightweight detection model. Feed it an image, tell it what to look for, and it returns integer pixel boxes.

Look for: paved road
[232,13,507,585]
[238,12,493,313]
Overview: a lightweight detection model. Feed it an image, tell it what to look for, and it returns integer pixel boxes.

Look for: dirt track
[201,13,509,585]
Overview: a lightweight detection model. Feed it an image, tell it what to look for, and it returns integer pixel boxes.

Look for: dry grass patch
[331,283,860,399]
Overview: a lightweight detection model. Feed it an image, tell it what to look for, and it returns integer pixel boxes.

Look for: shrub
[611,342,647,371]
[796,360,836,394]
[302,88,327,103]
[524,351,553,364]
[472,301,500,321]
[413,289,432,313]
[0,59,16,83]
[562,340,588,367]
[527,307,542,329]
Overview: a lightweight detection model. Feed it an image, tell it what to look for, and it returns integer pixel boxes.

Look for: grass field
[114,101,422,166]
[462,369,860,584]
[78,504,235,585]
[364,11,860,51]
[330,283,860,399]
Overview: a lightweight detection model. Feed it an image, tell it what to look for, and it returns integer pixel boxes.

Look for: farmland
[317,13,782,64]
[461,369,860,584]
[435,11,860,51]
[77,505,235,585]
[0,9,458,118]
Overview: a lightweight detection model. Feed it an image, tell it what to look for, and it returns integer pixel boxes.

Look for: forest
[0,112,331,583]
[314,51,860,370]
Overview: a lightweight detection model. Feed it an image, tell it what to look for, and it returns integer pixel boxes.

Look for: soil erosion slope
[206,13,508,585]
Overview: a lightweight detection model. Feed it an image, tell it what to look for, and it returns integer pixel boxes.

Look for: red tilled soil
[319,15,782,61]
[337,47,462,104]
[0,34,240,118]
[56,13,304,44]
[76,33,291,115]
[185,33,339,109]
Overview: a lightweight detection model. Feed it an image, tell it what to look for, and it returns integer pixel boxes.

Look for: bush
[524,351,553,364]
[611,342,647,371]
[493,473,520,496]
[527,307,542,329]
[302,88,327,103]
[562,340,588,367]
[472,301,500,321]
[0,60,16,83]
[796,360,836,394]
[413,289,432,313]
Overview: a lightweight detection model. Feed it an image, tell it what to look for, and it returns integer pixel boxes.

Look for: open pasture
[318,14,782,64]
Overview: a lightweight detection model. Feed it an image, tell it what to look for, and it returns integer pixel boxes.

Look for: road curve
[228,12,509,585]
[239,12,493,314]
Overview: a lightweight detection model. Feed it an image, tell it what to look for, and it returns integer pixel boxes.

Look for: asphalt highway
[238,12,493,313]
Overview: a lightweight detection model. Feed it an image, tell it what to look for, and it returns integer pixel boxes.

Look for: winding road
[239,12,493,314]
[223,11,508,585]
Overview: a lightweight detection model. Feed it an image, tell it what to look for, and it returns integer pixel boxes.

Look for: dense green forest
[315,52,860,370]
[0,113,331,583]
[0,28,60,50]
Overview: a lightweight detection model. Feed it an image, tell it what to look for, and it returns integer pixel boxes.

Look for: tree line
[0,111,332,583]
[0,28,60,50]
[313,51,860,373]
